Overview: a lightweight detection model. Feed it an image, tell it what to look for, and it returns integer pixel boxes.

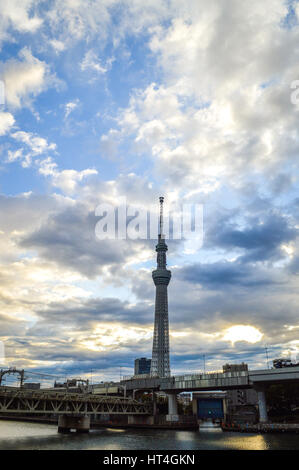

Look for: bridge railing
[123,370,239,382]
[172,370,231,381]
[122,374,160,381]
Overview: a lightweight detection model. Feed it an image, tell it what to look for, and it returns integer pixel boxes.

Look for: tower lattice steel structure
[150,197,171,377]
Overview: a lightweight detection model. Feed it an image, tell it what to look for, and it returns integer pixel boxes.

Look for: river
[0,420,298,450]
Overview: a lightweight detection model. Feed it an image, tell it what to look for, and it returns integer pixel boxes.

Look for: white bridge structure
[0,386,152,432]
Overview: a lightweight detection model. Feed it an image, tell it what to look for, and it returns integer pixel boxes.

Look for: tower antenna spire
[159,196,164,239]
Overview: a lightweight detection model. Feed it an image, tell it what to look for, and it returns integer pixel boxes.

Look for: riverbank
[2,415,299,434]
[0,415,198,430]
[0,415,56,425]
[222,422,299,433]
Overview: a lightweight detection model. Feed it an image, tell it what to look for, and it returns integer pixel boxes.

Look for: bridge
[1,366,298,429]
[0,386,152,432]
[118,366,299,423]
[120,366,299,392]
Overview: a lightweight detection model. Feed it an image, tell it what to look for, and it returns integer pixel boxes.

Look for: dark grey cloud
[288,255,299,275]
[0,312,27,336]
[0,193,62,231]
[32,296,153,328]
[18,203,151,278]
[207,211,297,262]
[177,261,282,289]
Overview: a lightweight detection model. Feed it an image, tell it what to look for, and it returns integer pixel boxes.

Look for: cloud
[38,158,98,194]
[45,0,171,48]
[100,0,299,197]
[46,0,115,45]
[17,201,140,278]
[64,99,80,119]
[0,111,14,135]
[0,0,42,49]
[49,39,66,54]
[11,131,56,154]
[33,296,152,327]
[0,47,60,109]
[178,261,283,289]
[7,130,57,167]
[208,211,298,263]
[0,1,299,378]
[80,50,110,78]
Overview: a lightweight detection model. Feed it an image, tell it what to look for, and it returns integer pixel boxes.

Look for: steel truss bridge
[0,387,152,415]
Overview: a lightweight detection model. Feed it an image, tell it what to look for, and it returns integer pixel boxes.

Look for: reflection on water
[0,420,298,450]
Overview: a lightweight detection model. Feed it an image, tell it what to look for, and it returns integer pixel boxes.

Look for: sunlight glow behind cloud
[222,325,264,345]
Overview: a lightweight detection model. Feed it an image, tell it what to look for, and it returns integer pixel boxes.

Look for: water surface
[0,420,298,450]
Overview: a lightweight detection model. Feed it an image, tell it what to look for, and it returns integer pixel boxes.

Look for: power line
[23,370,66,379]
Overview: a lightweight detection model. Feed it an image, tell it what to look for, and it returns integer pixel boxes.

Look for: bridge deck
[0,387,152,415]
[120,366,299,392]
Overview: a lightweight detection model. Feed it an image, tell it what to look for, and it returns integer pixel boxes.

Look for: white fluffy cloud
[11,131,56,155]
[101,0,299,194]
[64,99,80,119]
[38,158,98,194]
[0,0,42,48]
[8,130,57,167]
[0,47,59,109]
[80,50,108,75]
[0,111,14,135]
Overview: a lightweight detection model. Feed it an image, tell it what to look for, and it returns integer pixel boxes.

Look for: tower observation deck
[150,197,171,378]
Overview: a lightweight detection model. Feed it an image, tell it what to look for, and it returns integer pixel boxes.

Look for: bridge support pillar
[58,415,90,433]
[166,393,179,421]
[128,415,155,425]
[256,387,268,423]
[152,391,157,416]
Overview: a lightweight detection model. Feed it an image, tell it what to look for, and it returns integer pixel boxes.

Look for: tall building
[150,197,171,378]
[134,357,151,375]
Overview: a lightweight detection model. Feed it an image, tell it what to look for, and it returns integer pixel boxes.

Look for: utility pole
[203,354,206,373]
[90,369,93,385]
[265,346,270,369]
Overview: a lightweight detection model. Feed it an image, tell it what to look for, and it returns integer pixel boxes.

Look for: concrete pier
[128,415,155,425]
[58,415,90,433]
[166,393,179,421]
[256,387,268,423]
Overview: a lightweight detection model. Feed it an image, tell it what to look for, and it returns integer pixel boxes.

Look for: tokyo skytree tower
[150,197,171,378]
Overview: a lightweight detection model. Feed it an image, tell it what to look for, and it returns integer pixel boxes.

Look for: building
[150,197,171,378]
[223,364,258,424]
[134,358,151,376]
[223,362,248,372]
[23,382,40,390]
[53,378,89,393]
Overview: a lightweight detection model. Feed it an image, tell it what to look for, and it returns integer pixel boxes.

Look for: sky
[0,0,299,385]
